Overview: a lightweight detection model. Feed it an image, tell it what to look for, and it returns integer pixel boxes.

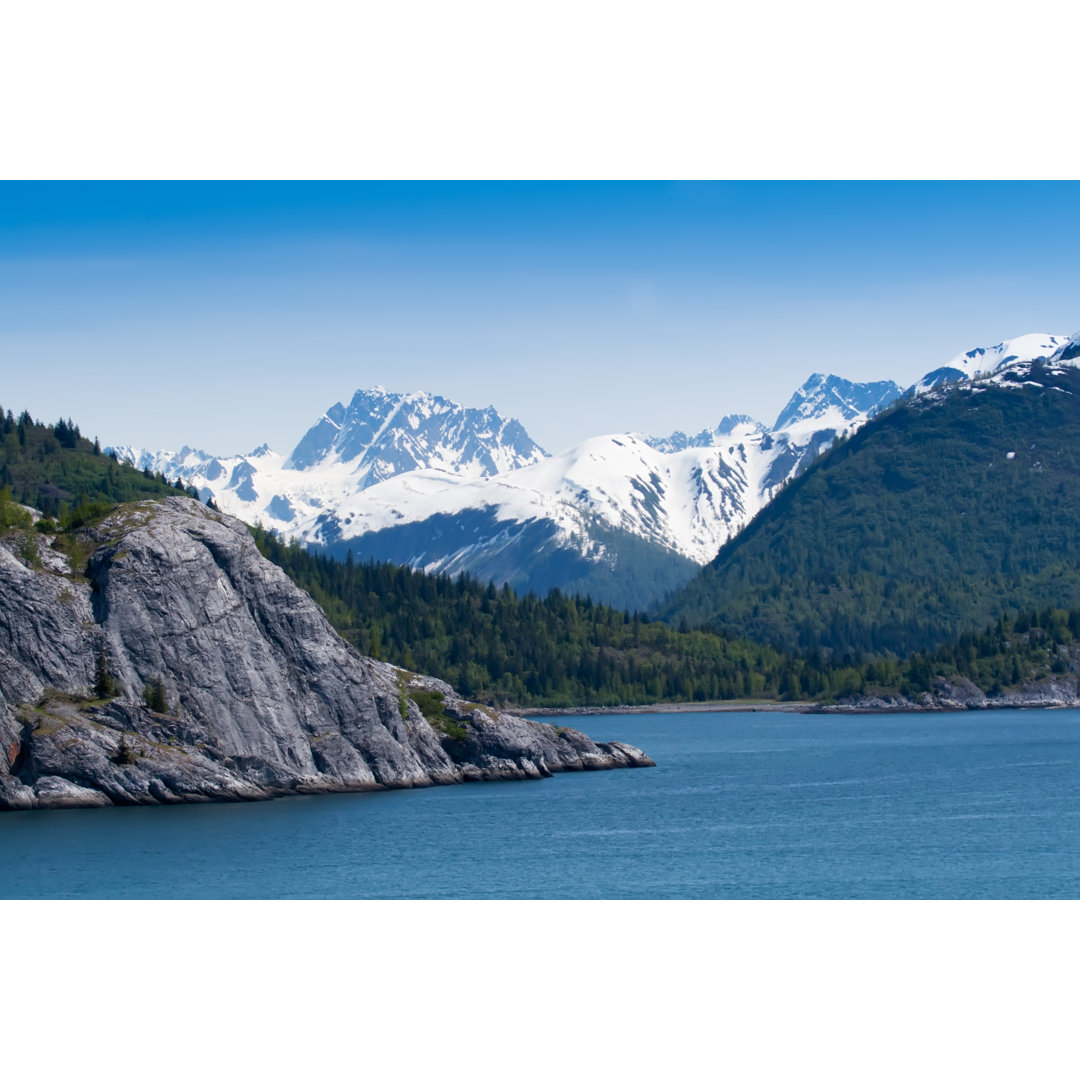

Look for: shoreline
[510,695,1080,718]
[511,700,819,716]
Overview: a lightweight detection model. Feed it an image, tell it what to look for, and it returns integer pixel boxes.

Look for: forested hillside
[662,365,1080,656]
[252,526,839,706]
[871,604,1080,699]
[252,528,1080,707]
[0,405,188,517]
[8,397,1080,711]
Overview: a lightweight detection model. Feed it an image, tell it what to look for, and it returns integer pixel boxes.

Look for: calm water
[3,708,1080,899]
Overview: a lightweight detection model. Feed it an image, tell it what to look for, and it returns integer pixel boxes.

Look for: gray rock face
[0,499,653,811]
[819,674,1080,713]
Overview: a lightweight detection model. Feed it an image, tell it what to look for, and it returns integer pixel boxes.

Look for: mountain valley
[109,333,1073,607]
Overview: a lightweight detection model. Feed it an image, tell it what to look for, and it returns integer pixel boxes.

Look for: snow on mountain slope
[110,421,802,568]
[772,374,902,437]
[918,335,1080,402]
[107,332,1077,595]
[147,435,738,564]
[107,443,292,514]
[295,433,778,566]
[285,386,548,483]
[110,409,848,569]
[911,333,1069,395]
[641,415,764,454]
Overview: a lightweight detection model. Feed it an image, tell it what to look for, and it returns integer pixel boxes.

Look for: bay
[3,708,1080,899]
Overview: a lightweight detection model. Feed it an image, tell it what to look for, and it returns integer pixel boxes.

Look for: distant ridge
[107,332,1072,606]
[663,338,1080,654]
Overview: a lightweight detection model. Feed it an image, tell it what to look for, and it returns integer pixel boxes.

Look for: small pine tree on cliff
[94,647,117,699]
[142,676,168,713]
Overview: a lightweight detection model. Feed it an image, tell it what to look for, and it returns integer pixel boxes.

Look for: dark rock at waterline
[0,498,653,811]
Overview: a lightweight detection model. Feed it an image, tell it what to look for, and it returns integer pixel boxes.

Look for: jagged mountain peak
[773,373,903,433]
[285,385,548,484]
[715,414,761,437]
[643,414,766,454]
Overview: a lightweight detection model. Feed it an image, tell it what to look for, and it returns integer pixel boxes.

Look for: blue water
[3,709,1080,898]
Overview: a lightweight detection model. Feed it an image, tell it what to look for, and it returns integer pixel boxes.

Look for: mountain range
[8,383,1080,721]
[663,331,1080,654]
[109,332,1071,608]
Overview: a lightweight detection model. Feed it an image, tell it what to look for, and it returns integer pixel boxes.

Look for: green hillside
[9,393,1080,710]
[866,604,1080,699]
[251,526,847,707]
[0,400,821,709]
[662,364,1080,656]
[0,405,187,516]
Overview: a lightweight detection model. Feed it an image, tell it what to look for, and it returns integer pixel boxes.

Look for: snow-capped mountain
[108,332,1073,608]
[771,374,902,436]
[911,332,1080,405]
[641,414,764,454]
[109,388,549,531]
[285,386,548,483]
[642,375,901,457]
[113,387,546,498]
[299,430,770,567]
[110,380,875,577]
[911,333,1069,395]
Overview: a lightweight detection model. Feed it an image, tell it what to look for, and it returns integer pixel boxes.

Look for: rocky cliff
[0,498,652,811]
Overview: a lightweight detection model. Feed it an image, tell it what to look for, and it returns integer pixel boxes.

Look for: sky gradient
[3,181,1079,457]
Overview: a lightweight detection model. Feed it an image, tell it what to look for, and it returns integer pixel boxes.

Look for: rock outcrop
[0,499,653,811]
[820,674,1080,713]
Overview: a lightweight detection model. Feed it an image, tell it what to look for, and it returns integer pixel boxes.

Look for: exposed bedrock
[0,499,653,811]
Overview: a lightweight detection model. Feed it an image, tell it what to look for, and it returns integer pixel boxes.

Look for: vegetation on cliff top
[0,405,192,520]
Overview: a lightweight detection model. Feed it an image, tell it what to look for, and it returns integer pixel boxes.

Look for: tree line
[252,525,1080,707]
[0,405,192,518]
[6,399,1078,710]
[663,370,1080,656]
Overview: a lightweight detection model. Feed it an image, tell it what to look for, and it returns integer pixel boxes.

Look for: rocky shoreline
[816,675,1080,713]
[513,676,1080,717]
[513,700,817,717]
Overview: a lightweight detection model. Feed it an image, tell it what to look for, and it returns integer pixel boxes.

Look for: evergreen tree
[142,676,168,713]
[94,647,117,698]
[112,735,137,766]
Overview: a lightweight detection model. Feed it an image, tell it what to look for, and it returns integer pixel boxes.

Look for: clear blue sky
[2,181,1079,456]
